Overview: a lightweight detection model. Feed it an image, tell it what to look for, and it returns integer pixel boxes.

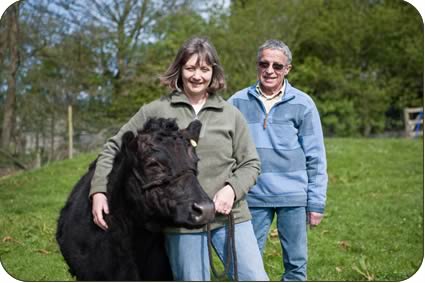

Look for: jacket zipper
[263,113,268,129]
[247,83,296,131]
[263,97,295,129]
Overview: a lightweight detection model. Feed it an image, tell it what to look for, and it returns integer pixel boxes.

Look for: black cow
[56,118,215,281]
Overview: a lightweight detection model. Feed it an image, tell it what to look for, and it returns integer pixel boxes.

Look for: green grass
[0,153,97,281]
[264,138,424,281]
[0,138,423,281]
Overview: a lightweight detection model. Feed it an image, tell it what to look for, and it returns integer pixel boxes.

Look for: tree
[292,0,423,135]
[220,0,423,136]
[47,0,186,98]
[1,2,20,150]
[9,0,109,160]
[108,5,213,119]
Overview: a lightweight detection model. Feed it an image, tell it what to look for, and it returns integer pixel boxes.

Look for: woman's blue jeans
[165,220,269,281]
[250,206,308,281]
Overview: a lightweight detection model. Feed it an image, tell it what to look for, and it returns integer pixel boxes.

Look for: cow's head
[116,118,215,231]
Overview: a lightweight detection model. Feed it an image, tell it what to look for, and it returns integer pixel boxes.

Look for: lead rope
[207,212,238,281]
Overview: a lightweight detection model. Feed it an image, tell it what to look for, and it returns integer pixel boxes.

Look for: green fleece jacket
[90,91,260,233]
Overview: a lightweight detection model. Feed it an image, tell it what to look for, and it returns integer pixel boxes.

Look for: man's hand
[213,185,235,215]
[92,193,109,230]
[308,211,323,228]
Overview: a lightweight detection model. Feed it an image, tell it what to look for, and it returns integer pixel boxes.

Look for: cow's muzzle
[191,201,215,224]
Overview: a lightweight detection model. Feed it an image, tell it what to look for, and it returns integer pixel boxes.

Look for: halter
[132,167,197,190]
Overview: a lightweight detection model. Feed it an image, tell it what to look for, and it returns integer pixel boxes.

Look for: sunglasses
[258,61,287,71]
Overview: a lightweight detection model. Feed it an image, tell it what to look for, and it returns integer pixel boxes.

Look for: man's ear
[183,120,202,143]
[284,64,292,76]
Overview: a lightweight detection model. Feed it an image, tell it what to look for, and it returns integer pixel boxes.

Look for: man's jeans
[250,207,308,281]
[165,220,269,281]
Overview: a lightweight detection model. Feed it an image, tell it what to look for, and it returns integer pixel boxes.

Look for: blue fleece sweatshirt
[228,81,328,213]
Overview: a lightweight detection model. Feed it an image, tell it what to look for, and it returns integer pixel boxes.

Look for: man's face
[257,49,291,95]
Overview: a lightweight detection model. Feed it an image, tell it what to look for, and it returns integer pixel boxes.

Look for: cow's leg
[135,234,173,280]
[141,246,173,280]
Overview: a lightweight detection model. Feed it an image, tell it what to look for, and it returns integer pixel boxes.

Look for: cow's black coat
[56,118,215,281]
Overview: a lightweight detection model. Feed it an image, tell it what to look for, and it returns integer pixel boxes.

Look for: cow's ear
[121,131,137,154]
[184,120,202,143]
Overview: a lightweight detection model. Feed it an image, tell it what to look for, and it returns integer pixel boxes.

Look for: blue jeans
[165,220,269,281]
[250,207,307,281]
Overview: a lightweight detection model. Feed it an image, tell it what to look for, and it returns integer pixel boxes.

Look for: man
[228,39,328,281]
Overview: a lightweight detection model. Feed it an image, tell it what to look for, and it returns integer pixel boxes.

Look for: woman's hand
[213,185,235,215]
[91,193,109,230]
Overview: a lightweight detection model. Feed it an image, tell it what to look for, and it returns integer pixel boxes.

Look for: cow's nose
[192,201,215,224]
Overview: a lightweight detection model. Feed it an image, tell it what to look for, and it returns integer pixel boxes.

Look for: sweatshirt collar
[170,91,224,110]
[256,80,286,100]
[248,80,295,102]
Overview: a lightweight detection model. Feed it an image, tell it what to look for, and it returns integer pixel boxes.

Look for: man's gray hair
[257,39,292,64]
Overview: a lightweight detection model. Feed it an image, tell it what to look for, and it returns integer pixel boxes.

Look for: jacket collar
[248,80,296,102]
[170,91,224,110]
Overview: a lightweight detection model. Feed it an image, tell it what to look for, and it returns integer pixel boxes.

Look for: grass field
[0,138,423,281]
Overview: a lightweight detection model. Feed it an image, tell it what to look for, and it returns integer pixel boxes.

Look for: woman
[90,37,269,281]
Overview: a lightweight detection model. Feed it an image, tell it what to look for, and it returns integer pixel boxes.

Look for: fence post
[68,105,73,159]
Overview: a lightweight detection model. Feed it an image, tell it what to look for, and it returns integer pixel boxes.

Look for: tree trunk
[1,4,20,150]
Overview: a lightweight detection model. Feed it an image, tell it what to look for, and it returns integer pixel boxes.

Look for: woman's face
[181,54,213,97]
